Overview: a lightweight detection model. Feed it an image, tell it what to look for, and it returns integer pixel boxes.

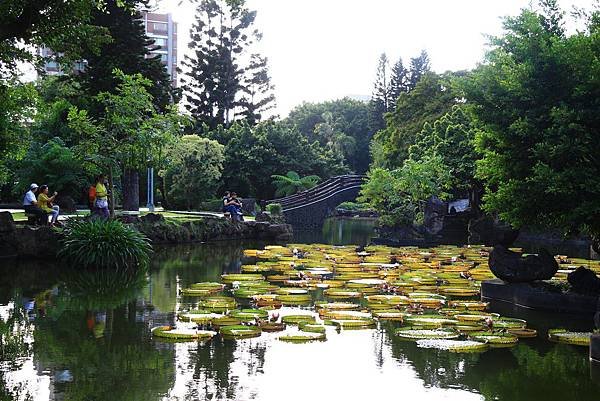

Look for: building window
[172,54,177,64]
[153,22,168,32]
[154,38,168,47]
[46,61,59,69]
[160,54,168,63]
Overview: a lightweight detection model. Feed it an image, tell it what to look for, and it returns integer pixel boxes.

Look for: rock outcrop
[489,244,559,283]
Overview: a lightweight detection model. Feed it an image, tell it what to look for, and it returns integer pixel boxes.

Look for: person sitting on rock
[37,185,60,226]
[23,183,47,225]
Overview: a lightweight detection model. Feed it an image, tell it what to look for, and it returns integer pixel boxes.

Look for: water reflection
[1,239,599,401]
[294,217,377,245]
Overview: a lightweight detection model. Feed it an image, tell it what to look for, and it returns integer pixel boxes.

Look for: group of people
[88,174,110,219]
[23,183,61,226]
[222,191,244,222]
[22,174,111,226]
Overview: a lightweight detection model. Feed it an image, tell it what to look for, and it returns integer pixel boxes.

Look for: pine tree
[238,54,276,124]
[369,53,391,132]
[77,0,177,113]
[181,0,275,129]
[407,50,431,90]
[388,57,408,111]
[538,0,565,36]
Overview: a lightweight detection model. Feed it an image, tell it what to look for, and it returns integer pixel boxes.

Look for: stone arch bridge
[266,175,366,230]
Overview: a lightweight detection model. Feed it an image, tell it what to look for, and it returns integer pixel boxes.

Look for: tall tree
[0,0,112,78]
[181,0,275,129]
[68,70,184,214]
[285,98,371,173]
[369,53,391,132]
[77,0,177,113]
[388,57,408,111]
[463,2,600,248]
[372,72,460,168]
[237,54,276,124]
[407,50,431,90]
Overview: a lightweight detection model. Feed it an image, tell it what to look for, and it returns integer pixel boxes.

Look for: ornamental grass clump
[59,219,152,269]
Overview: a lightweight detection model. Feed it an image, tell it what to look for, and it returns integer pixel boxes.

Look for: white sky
[158,0,595,117]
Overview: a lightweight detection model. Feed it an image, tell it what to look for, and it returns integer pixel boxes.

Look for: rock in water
[568,267,600,295]
[489,244,558,283]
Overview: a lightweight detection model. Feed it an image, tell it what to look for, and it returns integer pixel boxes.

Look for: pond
[1,219,599,401]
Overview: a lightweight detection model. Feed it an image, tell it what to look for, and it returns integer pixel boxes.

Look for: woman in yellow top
[95,174,109,219]
[37,185,60,226]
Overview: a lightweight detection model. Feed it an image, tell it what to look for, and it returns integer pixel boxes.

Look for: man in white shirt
[23,183,47,225]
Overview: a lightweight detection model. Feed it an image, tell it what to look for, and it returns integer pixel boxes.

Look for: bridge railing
[266,174,365,211]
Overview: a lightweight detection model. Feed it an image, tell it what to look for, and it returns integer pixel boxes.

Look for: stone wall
[0,212,292,259]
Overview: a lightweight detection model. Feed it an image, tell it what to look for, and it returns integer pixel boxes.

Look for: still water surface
[1,218,599,401]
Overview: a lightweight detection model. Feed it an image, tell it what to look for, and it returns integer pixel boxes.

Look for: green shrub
[266,203,282,215]
[337,201,370,211]
[198,199,224,212]
[59,219,152,269]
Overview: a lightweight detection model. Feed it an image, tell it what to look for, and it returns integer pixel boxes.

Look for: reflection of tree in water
[472,343,600,401]
[146,243,253,313]
[32,266,175,401]
[183,339,267,401]
[385,320,600,400]
[0,298,32,401]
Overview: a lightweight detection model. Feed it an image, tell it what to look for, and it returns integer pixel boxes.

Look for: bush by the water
[336,201,371,211]
[59,220,152,268]
[266,203,282,215]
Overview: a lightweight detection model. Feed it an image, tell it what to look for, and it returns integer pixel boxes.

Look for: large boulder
[56,196,77,213]
[468,215,519,246]
[489,244,558,283]
[0,211,16,233]
[13,226,61,258]
[568,267,600,295]
[422,196,447,236]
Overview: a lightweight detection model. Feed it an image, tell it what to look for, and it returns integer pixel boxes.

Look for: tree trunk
[108,166,115,218]
[122,168,140,212]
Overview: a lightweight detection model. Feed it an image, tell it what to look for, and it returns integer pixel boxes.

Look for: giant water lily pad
[395,327,459,340]
[278,331,326,343]
[416,339,489,353]
[220,325,262,339]
[152,326,217,341]
[548,329,593,346]
[469,331,519,347]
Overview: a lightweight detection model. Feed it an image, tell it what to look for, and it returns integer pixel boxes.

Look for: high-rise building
[142,12,178,87]
[39,12,178,86]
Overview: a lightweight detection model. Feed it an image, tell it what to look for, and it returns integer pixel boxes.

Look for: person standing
[95,175,109,219]
[23,183,47,225]
[37,185,60,226]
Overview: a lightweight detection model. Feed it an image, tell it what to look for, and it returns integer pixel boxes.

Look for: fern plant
[271,171,321,197]
[59,219,152,269]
